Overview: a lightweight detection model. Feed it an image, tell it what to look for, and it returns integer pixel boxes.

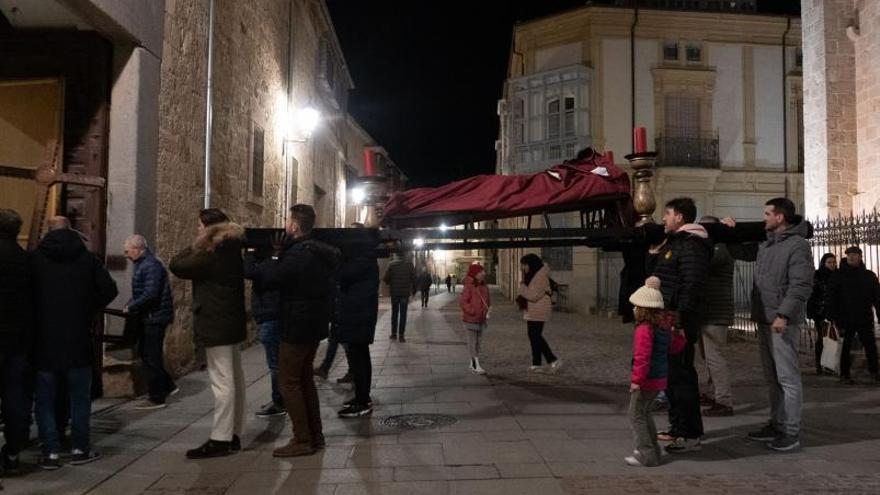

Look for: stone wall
[155,0,292,372]
[854,0,880,212]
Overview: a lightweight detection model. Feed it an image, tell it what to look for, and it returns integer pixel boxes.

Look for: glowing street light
[413,238,425,248]
[350,187,366,205]
[285,106,321,143]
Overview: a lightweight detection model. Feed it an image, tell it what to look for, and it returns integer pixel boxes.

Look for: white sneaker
[624,455,643,467]
[528,365,545,373]
[549,359,563,373]
[472,358,486,375]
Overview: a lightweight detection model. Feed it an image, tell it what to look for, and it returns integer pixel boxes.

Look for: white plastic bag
[820,325,842,375]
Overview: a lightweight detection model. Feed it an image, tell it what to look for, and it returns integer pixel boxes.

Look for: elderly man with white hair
[124,234,177,410]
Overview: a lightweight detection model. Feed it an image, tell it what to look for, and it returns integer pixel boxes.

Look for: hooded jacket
[169,222,247,347]
[0,235,32,355]
[749,218,814,324]
[332,251,379,345]
[128,250,174,326]
[31,229,118,371]
[646,223,712,327]
[252,235,341,344]
[825,259,880,328]
[460,275,490,324]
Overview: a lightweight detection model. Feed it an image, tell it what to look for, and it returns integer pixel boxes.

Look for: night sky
[326,0,801,188]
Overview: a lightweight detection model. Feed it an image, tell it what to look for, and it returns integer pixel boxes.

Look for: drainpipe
[283,0,295,224]
[630,1,639,153]
[782,16,791,198]
[203,0,215,208]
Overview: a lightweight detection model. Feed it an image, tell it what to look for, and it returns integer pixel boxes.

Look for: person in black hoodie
[334,223,379,419]
[807,253,837,375]
[32,216,118,470]
[244,248,285,419]
[170,208,247,459]
[826,246,880,384]
[249,204,340,458]
[0,209,33,473]
[647,198,711,454]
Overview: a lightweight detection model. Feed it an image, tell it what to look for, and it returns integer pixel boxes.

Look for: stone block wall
[854,0,880,212]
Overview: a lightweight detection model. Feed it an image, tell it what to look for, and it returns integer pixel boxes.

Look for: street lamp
[285,106,321,143]
[350,186,367,205]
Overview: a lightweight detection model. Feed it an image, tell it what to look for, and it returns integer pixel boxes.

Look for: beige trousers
[205,344,246,442]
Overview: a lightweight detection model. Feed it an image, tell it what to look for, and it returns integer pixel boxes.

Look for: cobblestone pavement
[5,287,880,494]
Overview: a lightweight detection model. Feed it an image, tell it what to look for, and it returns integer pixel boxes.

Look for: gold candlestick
[625,152,658,226]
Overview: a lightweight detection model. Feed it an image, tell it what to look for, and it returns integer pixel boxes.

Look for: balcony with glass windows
[655,128,720,168]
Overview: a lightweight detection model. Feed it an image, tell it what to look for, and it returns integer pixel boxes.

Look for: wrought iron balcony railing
[655,130,720,169]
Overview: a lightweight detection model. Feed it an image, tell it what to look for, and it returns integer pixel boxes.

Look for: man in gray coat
[723,198,813,452]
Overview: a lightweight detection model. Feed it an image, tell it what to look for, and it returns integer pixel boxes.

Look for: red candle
[633,127,647,153]
[363,148,375,176]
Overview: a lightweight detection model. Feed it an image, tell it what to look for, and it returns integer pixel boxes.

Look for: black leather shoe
[186,439,233,459]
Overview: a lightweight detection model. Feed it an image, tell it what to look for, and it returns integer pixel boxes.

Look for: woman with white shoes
[460,263,490,374]
[517,254,563,373]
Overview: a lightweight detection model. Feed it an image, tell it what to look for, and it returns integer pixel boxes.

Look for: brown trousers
[278,342,323,445]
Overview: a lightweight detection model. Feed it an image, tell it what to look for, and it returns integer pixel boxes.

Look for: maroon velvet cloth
[382,152,631,228]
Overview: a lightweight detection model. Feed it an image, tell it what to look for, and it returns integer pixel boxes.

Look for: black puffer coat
[806,255,835,321]
[701,243,734,326]
[254,235,340,345]
[244,252,281,324]
[0,236,32,355]
[170,222,247,348]
[333,252,379,345]
[825,260,880,328]
[31,229,118,371]
[646,224,712,327]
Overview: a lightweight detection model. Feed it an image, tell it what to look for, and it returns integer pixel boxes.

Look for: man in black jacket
[32,217,118,469]
[648,198,711,454]
[252,204,340,458]
[244,249,285,418]
[826,246,880,384]
[0,209,32,473]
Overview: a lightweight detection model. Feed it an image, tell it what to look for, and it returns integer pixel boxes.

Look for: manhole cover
[383,414,458,430]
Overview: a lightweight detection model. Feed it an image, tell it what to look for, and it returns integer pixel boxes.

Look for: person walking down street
[647,198,711,454]
[334,233,379,418]
[807,253,837,375]
[460,263,490,375]
[383,252,415,342]
[517,254,562,373]
[825,246,880,384]
[249,204,340,457]
[244,248,286,419]
[32,217,118,469]
[446,274,452,293]
[0,210,34,474]
[723,197,813,452]
[697,216,735,417]
[434,273,441,294]
[123,235,177,411]
[624,276,685,467]
[170,209,247,459]
[418,269,433,308]
[452,275,458,293]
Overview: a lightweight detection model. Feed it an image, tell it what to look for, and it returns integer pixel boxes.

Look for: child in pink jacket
[625,276,685,467]
[460,263,490,374]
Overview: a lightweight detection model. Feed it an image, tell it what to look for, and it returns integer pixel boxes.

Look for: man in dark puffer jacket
[124,234,176,410]
[0,209,33,472]
[251,204,340,458]
[647,197,711,454]
[244,249,285,418]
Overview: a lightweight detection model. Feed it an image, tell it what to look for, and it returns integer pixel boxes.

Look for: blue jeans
[391,296,409,337]
[139,323,176,403]
[259,320,283,407]
[35,366,92,454]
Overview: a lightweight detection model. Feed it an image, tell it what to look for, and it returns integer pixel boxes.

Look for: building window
[686,43,702,62]
[547,98,560,140]
[564,97,575,136]
[663,42,678,61]
[664,96,700,137]
[795,48,803,68]
[248,121,265,203]
[513,97,525,144]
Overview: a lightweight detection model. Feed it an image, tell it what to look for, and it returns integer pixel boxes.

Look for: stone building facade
[0,0,384,391]
[802,0,880,217]
[494,5,804,314]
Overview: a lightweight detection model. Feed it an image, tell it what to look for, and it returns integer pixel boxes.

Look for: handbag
[820,324,843,375]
